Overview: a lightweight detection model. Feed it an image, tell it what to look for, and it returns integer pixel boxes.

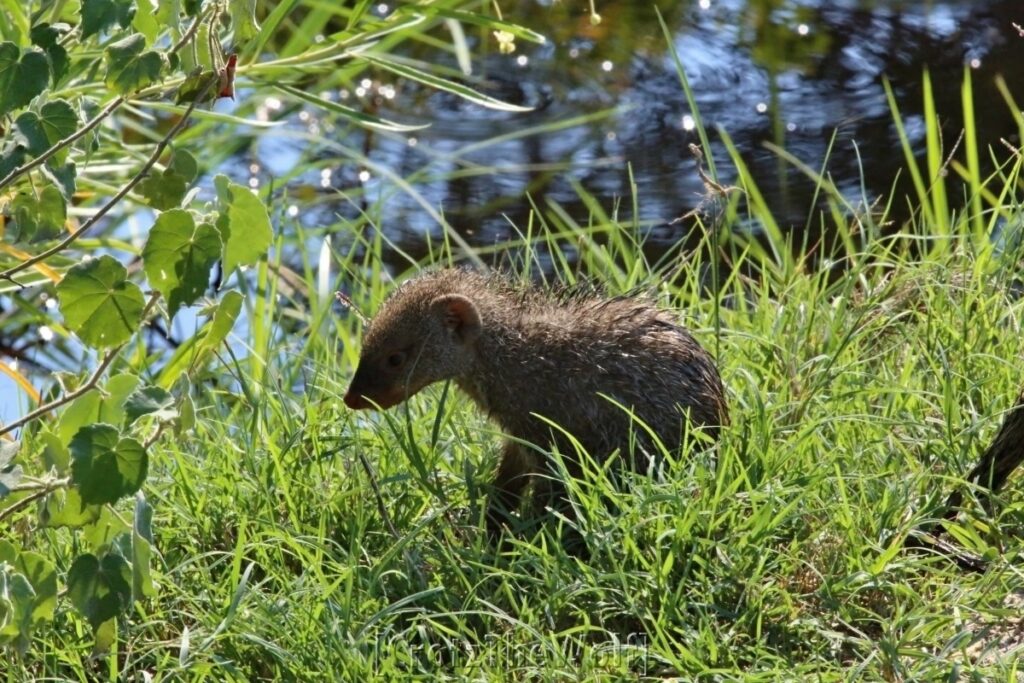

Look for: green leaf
[14,99,79,164]
[174,68,219,104]
[213,175,272,274]
[124,385,176,423]
[28,23,65,50]
[70,424,148,506]
[0,540,19,562]
[0,570,35,654]
[40,160,77,200]
[199,289,243,354]
[138,149,197,208]
[9,184,66,243]
[0,146,28,181]
[142,209,221,314]
[81,0,136,39]
[156,0,181,31]
[102,374,143,423]
[94,616,117,653]
[104,33,165,95]
[66,553,132,633]
[133,0,160,44]
[188,20,212,73]
[83,506,130,550]
[176,391,196,435]
[29,23,70,86]
[38,428,69,473]
[0,441,22,497]
[0,43,49,118]
[171,149,198,182]
[132,494,156,600]
[57,374,140,446]
[39,487,103,528]
[358,53,533,113]
[11,553,57,628]
[229,0,260,43]
[137,168,188,210]
[0,541,58,653]
[57,255,146,349]
[156,290,243,387]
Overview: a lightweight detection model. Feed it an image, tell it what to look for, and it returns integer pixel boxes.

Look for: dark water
[253,0,1024,264]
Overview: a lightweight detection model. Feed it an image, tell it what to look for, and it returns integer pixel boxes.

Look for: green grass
[7,19,1024,675]
[11,184,1024,679]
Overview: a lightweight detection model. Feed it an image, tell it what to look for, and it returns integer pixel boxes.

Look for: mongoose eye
[386,351,407,368]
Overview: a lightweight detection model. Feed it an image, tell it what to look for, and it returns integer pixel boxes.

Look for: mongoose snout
[344,267,728,539]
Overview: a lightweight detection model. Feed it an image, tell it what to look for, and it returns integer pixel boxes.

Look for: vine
[3,0,291,655]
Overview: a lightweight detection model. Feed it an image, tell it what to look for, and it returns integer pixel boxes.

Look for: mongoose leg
[485,441,537,538]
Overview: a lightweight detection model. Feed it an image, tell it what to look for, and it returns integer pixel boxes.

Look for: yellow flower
[494,30,516,55]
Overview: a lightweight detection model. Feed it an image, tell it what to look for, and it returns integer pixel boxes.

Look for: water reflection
[255,0,1024,263]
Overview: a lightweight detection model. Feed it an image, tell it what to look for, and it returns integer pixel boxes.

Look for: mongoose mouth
[343,387,405,411]
[343,392,371,410]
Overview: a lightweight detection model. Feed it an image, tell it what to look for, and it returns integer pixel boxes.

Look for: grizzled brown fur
[344,268,728,537]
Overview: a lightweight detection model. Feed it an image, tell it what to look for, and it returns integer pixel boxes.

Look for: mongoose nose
[344,391,368,410]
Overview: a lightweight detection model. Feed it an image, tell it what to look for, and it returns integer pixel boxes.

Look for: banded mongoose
[344,268,728,537]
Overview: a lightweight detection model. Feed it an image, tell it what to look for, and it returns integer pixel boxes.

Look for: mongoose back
[344,268,728,536]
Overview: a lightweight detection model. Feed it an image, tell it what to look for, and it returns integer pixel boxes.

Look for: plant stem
[0,292,161,438]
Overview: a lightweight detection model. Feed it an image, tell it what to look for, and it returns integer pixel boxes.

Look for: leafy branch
[0,292,161,438]
[0,34,217,285]
[0,476,70,524]
[0,11,206,194]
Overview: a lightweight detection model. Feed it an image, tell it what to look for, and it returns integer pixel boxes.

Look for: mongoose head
[344,283,481,410]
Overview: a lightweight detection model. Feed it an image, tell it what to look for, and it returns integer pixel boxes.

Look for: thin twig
[904,530,987,573]
[356,450,401,540]
[3,476,68,494]
[0,477,70,524]
[0,11,207,194]
[671,143,741,224]
[0,292,161,438]
[0,346,123,436]
[0,76,218,284]
[0,96,125,192]
[335,291,369,326]
[143,422,168,449]
[354,448,427,589]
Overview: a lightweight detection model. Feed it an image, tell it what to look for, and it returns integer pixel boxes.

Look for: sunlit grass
[17,161,1024,678]
[9,17,1024,679]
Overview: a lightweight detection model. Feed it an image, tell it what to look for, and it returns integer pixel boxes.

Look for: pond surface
[248,0,1024,265]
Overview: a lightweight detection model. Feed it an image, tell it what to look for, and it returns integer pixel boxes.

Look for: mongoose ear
[432,294,480,343]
